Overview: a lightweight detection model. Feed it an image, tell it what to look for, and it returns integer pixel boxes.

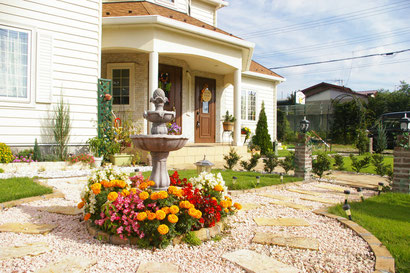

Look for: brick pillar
[393,147,410,193]
[295,137,312,180]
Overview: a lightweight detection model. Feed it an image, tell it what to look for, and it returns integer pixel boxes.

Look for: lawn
[329,154,393,175]
[328,193,410,273]
[141,169,303,190]
[0,177,53,203]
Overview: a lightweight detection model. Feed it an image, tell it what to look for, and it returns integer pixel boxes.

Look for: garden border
[0,179,64,210]
[313,208,395,273]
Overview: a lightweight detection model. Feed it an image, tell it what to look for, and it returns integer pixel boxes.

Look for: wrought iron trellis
[97,78,113,138]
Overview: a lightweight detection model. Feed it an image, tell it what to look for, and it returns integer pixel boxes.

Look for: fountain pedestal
[150,151,170,190]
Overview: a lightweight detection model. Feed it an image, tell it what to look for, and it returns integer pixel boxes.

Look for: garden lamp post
[194,155,214,175]
[400,113,410,146]
[343,203,352,220]
[299,117,310,134]
[256,176,260,186]
[344,190,350,204]
[378,182,384,195]
[232,176,237,186]
[357,187,364,202]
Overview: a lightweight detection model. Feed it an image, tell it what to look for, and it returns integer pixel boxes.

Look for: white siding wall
[0,0,102,148]
[190,0,215,26]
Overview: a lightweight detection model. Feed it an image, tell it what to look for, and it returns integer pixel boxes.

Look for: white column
[233,69,242,146]
[148,51,159,111]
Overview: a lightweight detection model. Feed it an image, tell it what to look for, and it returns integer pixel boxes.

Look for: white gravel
[0,178,375,273]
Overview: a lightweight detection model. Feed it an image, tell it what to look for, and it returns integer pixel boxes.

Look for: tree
[263,149,279,173]
[312,152,331,178]
[252,101,272,155]
[374,121,387,154]
[331,100,365,144]
[277,109,292,142]
[53,97,71,160]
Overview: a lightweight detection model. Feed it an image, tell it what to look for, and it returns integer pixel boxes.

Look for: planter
[223,122,234,132]
[93,156,103,168]
[109,153,132,166]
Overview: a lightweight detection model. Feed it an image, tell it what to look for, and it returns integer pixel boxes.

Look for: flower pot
[223,122,234,132]
[109,153,132,166]
[93,156,103,168]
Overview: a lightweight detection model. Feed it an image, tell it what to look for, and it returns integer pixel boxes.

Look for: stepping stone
[222,249,299,273]
[300,196,338,205]
[254,217,310,227]
[260,194,293,201]
[0,242,51,260]
[136,262,179,273]
[314,184,346,192]
[35,256,96,273]
[240,203,261,211]
[269,200,312,211]
[0,223,56,234]
[252,232,319,250]
[37,206,82,215]
[287,188,320,196]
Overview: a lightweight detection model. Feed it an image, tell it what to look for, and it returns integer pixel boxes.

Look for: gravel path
[0,177,376,273]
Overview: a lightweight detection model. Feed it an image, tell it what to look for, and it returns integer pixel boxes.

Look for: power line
[269,48,410,69]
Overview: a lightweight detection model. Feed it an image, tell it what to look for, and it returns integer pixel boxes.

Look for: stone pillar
[393,146,410,193]
[368,137,373,154]
[294,136,312,180]
[233,69,242,146]
[148,51,159,112]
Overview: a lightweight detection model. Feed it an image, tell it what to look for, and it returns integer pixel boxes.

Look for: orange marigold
[100,180,109,187]
[220,200,229,208]
[188,207,197,217]
[139,182,148,190]
[234,202,242,210]
[107,191,118,201]
[224,208,229,213]
[167,214,178,224]
[214,184,223,191]
[147,211,156,220]
[139,191,149,200]
[77,201,84,209]
[137,212,147,221]
[130,188,137,194]
[116,180,126,188]
[194,210,202,219]
[84,213,91,221]
[156,209,166,220]
[150,192,159,200]
[157,224,169,235]
[158,191,168,199]
[121,189,130,196]
[148,180,155,186]
[162,207,170,214]
[168,186,177,194]
[169,205,179,214]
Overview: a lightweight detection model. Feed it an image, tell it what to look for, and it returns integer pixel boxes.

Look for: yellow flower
[168,186,177,194]
[212,197,217,201]
[121,189,130,196]
[107,191,118,201]
[84,213,91,221]
[234,202,242,210]
[77,201,84,209]
[156,209,166,220]
[169,205,179,214]
[139,182,148,190]
[148,180,155,186]
[224,208,229,213]
[90,183,102,195]
[220,200,229,208]
[137,212,147,221]
[151,192,159,200]
[227,200,232,207]
[194,210,202,219]
[101,180,109,187]
[147,211,156,220]
[116,180,126,188]
[167,214,178,224]
[214,184,223,191]
[159,191,168,199]
[139,191,149,200]
[157,224,169,235]
[162,207,170,214]
[188,207,197,217]
[130,188,137,194]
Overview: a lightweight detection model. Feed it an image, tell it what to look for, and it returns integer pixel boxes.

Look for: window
[112,68,130,105]
[240,90,256,121]
[0,25,31,100]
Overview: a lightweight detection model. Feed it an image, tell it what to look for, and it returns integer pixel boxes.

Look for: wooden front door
[159,64,182,133]
[195,77,216,143]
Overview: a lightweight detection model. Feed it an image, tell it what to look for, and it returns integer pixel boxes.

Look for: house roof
[301,82,367,98]
[356,90,378,96]
[102,1,283,79]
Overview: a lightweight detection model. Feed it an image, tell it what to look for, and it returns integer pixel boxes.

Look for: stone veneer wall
[393,147,410,193]
[294,142,312,180]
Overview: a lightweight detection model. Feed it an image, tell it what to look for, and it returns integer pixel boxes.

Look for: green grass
[329,154,393,174]
[0,177,53,203]
[141,169,302,190]
[328,193,410,273]
[277,149,292,157]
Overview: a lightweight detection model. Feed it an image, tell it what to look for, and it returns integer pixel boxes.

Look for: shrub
[33,138,42,161]
[53,97,71,160]
[252,101,272,155]
[333,154,345,170]
[374,121,387,154]
[183,231,202,246]
[312,152,331,178]
[280,152,295,174]
[355,129,369,155]
[67,154,95,165]
[240,153,261,172]
[349,154,370,173]
[371,154,390,176]
[42,154,60,162]
[0,168,4,173]
[263,149,279,173]
[0,143,14,163]
[223,147,241,169]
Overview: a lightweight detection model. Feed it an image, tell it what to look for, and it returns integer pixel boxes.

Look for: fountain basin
[131,135,188,152]
[144,111,175,124]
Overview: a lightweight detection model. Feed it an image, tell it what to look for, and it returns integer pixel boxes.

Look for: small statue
[150,88,168,111]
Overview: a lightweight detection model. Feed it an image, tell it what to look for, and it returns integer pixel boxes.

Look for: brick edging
[313,208,395,273]
[0,179,64,210]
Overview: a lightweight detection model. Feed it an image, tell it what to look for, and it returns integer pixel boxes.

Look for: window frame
[0,23,33,104]
[107,63,135,111]
[240,89,257,122]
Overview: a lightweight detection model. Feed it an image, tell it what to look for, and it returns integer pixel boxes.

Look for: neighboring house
[301,82,368,104]
[0,0,284,157]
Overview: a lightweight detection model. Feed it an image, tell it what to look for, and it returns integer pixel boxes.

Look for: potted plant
[87,136,109,167]
[222,110,236,131]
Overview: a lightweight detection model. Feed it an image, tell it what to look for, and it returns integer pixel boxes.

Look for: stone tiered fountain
[131,88,188,190]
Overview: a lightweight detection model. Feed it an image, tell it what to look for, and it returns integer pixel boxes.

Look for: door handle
[196,121,200,128]
[172,106,176,112]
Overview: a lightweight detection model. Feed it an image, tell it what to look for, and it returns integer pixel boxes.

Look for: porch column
[148,51,159,111]
[233,69,242,146]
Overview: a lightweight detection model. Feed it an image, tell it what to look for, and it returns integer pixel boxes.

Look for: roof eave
[242,71,285,82]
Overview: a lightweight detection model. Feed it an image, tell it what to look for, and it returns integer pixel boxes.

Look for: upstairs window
[0,25,31,101]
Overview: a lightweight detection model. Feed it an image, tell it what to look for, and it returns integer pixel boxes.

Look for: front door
[159,64,182,133]
[195,77,216,143]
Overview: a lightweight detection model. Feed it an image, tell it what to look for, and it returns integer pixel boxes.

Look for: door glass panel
[202,101,209,113]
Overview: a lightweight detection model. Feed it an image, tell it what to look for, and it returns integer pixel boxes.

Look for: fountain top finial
[150,88,169,111]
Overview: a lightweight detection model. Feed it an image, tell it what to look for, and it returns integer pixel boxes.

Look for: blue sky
[217,0,410,100]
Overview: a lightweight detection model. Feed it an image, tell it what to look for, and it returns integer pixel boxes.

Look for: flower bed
[79,167,241,248]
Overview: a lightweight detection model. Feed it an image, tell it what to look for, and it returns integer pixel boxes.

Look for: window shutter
[36,32,53,103]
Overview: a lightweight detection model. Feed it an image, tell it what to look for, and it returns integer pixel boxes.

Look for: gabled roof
[356,90,378,96]
[102,1,283,79]
[301,82,367,98]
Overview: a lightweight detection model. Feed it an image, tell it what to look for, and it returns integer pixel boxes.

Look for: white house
[0,0,284,165]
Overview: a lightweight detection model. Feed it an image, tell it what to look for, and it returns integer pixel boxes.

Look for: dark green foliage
[33,138,42,161]
[331,100,365,144]
[333,154,345,170]
[277,109,293,142]
[355,129,369,155]
[374,121,387,154]
[223,148,241,169]
[312,152,331,178]
[371,154,391,177]
[17,149,34,158]
[0,168,4,173]
[280,152,295,174]
[349,154,370,173]
[240,153,261,172]
[53,97,71,160]
[183,231,202,246]
[252,101,272,155]
[263,149,279,173]
[42,154,60,162]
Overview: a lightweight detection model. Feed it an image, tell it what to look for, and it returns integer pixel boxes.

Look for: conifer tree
[252,101,272,155]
